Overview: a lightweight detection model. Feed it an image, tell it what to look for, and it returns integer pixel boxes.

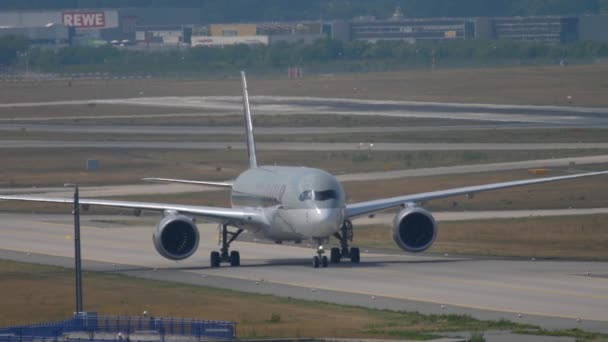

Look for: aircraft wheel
[312,256,320,268]
[350,247,360,264]
[230,251,240,267]
[321,255,329,268]
[210,251,221,268]
[330,248,341,263]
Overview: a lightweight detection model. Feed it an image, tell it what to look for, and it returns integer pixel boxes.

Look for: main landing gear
[331,220,360,264]
[311,220,360,268]
[210,224,244,268]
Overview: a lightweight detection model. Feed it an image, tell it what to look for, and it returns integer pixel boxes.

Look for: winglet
[241,71,258,169]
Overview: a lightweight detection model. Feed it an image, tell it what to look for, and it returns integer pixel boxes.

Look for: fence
[0,314,236,341]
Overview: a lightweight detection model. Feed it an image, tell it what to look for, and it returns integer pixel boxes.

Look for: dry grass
[0,147,600,188]
[354,214,608,260]
[0,104,472,127]
[2,164,607,215]
[1,64,608,106]
[0,260,528,339]
[3,128,608,144]
[343,166,608,211]
[109,166,608,211]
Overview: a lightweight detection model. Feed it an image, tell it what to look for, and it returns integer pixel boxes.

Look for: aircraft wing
[345,170,608,219]
[142,177,233,188]
[0,194,262,225]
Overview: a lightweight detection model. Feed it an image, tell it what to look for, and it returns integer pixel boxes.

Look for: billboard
[0,10,118,29]
[63,12,106,28]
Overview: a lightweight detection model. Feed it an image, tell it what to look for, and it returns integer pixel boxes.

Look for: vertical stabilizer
[241,71,258,168]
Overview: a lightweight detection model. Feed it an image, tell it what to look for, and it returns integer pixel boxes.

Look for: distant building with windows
[1,6,607,47]
[485,16,579,43]
[332,7,607,45]
[334,17,474,43]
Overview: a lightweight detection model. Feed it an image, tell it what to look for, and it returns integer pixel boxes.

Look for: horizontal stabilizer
[142,178,233,188]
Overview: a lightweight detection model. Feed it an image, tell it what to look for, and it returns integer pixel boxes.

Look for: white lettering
[95,13,104,26]
[81,13,95,27]
[62,12,106,27]
[63,13,73,26]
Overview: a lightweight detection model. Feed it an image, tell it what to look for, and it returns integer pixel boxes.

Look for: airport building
[198,22,325,47]
[1,7,607,47]
[331,8,608,45]
[333,17,474,43]
[0,9,131,45]
[578,15,608,42]
[480,16,579,43]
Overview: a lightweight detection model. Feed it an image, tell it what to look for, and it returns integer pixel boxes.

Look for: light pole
[65,183,83,313]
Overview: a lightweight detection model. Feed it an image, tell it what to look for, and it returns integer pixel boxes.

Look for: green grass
[4,259,608,340]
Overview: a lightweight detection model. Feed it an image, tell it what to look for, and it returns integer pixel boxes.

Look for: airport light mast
[65,183,83,313]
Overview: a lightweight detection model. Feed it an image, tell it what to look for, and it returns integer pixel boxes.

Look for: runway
[2,96,608,125]
[3,140,608,151]
[0,213,606,333]
[2,95,608,335]
[0,123,583,135]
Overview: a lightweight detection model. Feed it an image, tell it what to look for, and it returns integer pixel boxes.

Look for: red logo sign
[62,12,106,28]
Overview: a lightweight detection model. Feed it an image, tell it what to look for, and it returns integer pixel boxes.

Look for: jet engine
[153,214,200,260]
[392,206,437,253]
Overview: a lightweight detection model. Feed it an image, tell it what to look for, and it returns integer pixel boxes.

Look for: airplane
[1,71,607,268]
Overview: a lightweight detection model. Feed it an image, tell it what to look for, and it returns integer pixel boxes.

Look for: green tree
[0,35,29,65]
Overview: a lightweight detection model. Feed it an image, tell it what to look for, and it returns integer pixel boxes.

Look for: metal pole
[73,185,83,313]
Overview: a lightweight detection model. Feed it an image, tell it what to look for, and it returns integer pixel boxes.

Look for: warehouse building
[203,22,325,46]
[2,7,607,47]
[0,9,134,45]
[334,17,474,43]
[332,7,474,43]
[488,16,579,43]
[578,15,608,42]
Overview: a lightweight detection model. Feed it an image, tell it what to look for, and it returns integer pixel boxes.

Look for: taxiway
[0,213,606,333]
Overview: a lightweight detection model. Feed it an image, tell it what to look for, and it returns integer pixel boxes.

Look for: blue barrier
[0,314,236,340]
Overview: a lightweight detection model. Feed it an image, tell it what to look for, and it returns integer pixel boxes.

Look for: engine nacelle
[392,207,437,253]
[153,214,200,260]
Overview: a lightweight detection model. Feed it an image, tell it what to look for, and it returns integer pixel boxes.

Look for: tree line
[0,0,607,21]
[3,38,608,73]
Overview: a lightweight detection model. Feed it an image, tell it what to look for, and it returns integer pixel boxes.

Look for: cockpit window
[299,190,338,201]
[315,190,337,201]
[299,190,313,201]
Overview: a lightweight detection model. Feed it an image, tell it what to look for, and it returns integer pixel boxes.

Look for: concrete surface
[0,213,606,334]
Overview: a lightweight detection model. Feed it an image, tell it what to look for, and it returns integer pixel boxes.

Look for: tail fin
[241,71,258,169]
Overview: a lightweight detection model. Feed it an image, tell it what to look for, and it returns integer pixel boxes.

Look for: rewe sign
[62,12,106,28]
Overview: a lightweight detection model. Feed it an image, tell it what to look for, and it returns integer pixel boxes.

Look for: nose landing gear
[331,220,360,264]
[312,240,329,268]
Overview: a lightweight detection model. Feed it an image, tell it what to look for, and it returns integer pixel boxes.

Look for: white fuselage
[231,166,346,241]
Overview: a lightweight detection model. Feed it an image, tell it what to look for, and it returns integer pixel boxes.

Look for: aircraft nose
[309,208,344,236]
